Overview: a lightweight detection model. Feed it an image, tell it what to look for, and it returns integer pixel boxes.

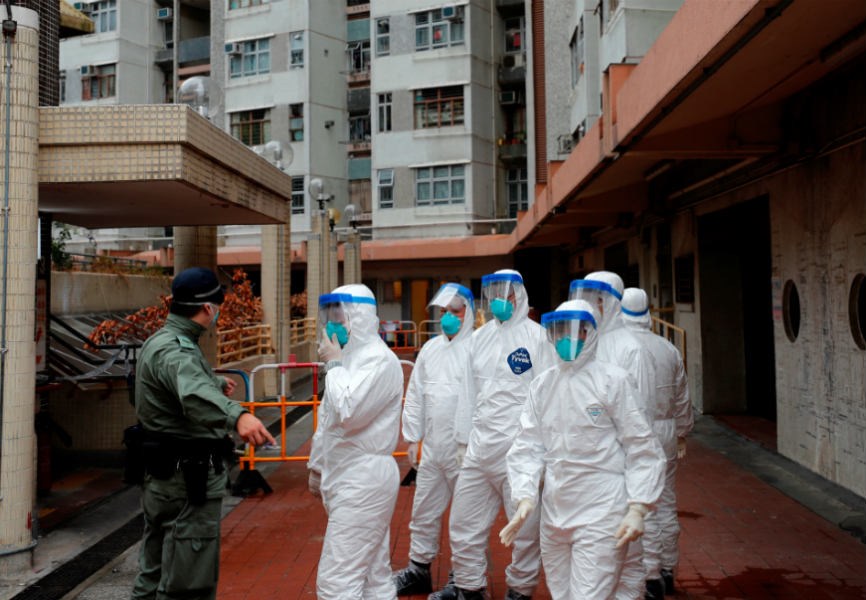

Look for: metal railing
[217,324,273,365]
[379,320,418,353]
[290,317,316,345]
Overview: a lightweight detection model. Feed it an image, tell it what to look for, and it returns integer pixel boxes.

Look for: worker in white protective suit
[307,284,404,600]
[499,299,666,600]
[393,283,476,596]
[621,288,693,597]
[569,271,658,600]
[429,269,557,600]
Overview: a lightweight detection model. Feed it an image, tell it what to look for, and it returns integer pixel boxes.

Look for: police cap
[171,267,225,305]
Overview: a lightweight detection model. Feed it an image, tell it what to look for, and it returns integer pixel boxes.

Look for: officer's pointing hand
[236,413,276,447]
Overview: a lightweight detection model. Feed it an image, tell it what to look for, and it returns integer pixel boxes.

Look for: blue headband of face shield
[568,279,623,300]
[621,305,649,317]
[481,272,524,287]
[318,292,377,308]
[541,310,597,362]
[434,283,475,313]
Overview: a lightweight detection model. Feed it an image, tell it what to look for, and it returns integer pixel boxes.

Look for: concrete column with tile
[0,6,39,574]
[343,231,362,285]
[261,216,291,363]
[172,226,218,362]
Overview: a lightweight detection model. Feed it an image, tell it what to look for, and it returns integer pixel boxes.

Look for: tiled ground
[217,437,866,599]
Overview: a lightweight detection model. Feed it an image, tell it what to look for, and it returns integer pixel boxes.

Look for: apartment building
[58,0,211,253]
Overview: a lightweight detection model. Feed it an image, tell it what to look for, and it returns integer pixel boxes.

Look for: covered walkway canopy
[38,105,293,228]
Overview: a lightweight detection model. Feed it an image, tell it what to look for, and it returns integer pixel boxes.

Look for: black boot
[393,560,432,596]
[660,569,675,595]
[427,571,458,600]
[645,578,665,600]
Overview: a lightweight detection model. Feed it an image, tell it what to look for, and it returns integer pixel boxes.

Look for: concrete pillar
[306,210,331,309]
[261,216,291,363]
[343,231,362,285]
[0,7,40,572]
[173,226,218,362]
[328,226,338,292]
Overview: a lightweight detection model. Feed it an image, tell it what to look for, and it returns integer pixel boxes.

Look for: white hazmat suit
[505,299,665,600]
[394,283,476,595]
[308,284,404,599]
[569,272,657,599]
[621,288,693,588]
[446,269,557,598]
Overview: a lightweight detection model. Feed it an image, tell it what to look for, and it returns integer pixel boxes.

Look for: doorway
[698,197,777,429]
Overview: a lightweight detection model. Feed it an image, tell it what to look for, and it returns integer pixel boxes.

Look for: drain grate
[11,513,143,600]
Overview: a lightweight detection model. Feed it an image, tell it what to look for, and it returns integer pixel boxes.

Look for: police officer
[131,267,274,600]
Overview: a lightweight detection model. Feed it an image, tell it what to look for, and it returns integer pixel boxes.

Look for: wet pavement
[7,413,865,600]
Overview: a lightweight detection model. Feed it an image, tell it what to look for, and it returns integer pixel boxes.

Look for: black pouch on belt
[179,456,210,506]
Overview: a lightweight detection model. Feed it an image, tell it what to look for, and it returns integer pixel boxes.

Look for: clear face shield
[429,283,474,337]
[568,279,621,320]
[481,273,522,322]
[541,309,597,362]
[318,293,352,347]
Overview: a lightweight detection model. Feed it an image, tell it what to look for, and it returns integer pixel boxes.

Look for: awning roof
[59,0,94,34]
[39,105,292,228]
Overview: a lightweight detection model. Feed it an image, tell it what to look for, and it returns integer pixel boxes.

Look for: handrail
[379,320,418,352]
[651,315,687,371]
[289,317,316,345]
[217,323,273,364]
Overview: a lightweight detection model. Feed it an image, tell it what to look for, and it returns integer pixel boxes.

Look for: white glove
[499,499,534,547]
[308,470,322,498]
[407,442,420,470]
[614,503,649,548]
[677,437,687,459]
[455,443,467,468]
[318,328,343,363]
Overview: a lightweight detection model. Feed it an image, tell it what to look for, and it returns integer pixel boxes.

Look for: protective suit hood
[569,271,625,335]
[428,282,475,342]
[482,269,530,327]
[621,287,651,330]
[543,299,600,369]
[331,284,380,351]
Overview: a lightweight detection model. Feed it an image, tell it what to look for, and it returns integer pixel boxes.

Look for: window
[291,177,305,215]
[230,108,270,145]
[376,18,390,55]
[349,114,371,143]
[504,16,524,53]
[81,64,116,100]
[347,40,371,74]
[674,254,695,304]
[415,8,464,51]
[414,86,464,128]
[229,38,270,78]
[415,164,465,206]
[228,0,267,8]
[289,104,304,142]
[378,169,394,209]
[506,168,528,217]
[289,104,303,141]
[570,18,584,86]
[290,31,304,67]
[91,0,117,33]
[59,71,66,103]
[377,93,392,132]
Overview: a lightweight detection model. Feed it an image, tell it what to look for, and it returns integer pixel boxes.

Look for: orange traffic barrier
[379,320,419,353]
[227,355,415,495]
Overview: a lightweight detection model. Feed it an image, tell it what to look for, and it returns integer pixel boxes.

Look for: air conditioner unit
[80,65,95,76]
[502,53,525,69]
[156,7,173,21]
[499,90,518,105]
[224,42,243,56]
[441,5,457,19]
[73,1,91,14]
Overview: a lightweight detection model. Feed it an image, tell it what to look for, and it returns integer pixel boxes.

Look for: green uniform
[131,314,246,600]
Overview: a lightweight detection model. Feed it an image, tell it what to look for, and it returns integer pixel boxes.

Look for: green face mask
[326,321,349,347]
[491,298,514,322]
[555,337,584,362]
